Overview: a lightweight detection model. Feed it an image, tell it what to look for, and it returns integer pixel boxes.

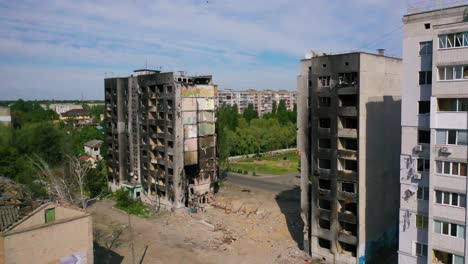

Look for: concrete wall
[2,205,93,264]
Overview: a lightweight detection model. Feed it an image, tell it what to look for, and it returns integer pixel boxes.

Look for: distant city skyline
[0,0,406,100]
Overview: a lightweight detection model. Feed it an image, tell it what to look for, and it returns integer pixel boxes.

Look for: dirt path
[88,183,314,264]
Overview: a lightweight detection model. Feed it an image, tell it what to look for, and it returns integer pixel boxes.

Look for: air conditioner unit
[440,147,451,153]
[414,145,423,152]
[413,173,422,180]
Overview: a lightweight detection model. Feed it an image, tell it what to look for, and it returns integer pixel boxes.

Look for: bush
[283,156,288,160]
[243,170,248,174]
[113,188,152,218]
[237,169,242,173]
[252,171,256,176]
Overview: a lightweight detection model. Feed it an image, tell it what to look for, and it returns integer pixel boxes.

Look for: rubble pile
[0,177,32,206]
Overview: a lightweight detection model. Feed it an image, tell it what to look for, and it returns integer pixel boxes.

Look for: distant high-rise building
[0,106,12,127]
[105,69,218,209]
[217,89,297,115]
[298,52,401,263]
[399,5,468,264]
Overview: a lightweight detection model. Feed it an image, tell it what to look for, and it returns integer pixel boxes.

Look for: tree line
[216,100,297,165]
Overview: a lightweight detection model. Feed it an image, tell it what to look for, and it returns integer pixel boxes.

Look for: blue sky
[0,0,407,100]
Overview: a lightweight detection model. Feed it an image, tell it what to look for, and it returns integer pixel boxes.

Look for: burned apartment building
[297,52,401,263]
[105,69,217,210]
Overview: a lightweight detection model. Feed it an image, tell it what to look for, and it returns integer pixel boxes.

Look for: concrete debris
[0,177,31,206]
[198,220,215,230]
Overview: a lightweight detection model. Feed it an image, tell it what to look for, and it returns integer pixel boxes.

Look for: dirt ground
[88,182,317,264]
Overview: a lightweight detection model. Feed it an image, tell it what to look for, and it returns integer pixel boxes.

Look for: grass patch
[113,189,153,218]
[229,152,299,175]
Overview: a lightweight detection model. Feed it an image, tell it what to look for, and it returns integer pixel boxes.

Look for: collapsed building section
[105,69,217,210]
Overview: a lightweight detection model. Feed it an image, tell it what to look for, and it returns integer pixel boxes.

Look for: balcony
[337,149,357,160]
[337,170,358,182]
[338,107,357,116]
[338,128,357,138]
[336,85,358,95]
[433,111,468,130]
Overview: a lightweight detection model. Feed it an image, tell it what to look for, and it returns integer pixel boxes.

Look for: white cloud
[0,0,407,99]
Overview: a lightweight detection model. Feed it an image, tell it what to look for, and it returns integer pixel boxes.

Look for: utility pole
[128,212,135,264]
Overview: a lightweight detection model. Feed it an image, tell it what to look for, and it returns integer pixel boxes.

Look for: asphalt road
[224,172,297,193]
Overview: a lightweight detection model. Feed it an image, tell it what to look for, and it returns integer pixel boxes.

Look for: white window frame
[435,129,468,146]
[434,220,465,239]
[435,190,466,208]
[438,65,468,81]
[414,241,428,257]
[439,32,468,49]
[435,160,467,177]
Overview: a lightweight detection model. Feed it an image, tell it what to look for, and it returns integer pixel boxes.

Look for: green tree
[14,122,64,165]
[289,103,297,124]
[277,100,290,125]
[242,103,258,123]
[271,101,277,117]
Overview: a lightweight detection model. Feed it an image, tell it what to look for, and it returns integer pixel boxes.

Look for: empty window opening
[158,112,165,119]
[418,130,430,144]
[167,127,173,135]
[424,23,430,29]
[322,64,327,68]
[345,62,349,66]
[340,138,358,151]
[339,95,357,107]
[340,117,358,129]
[342,159,357,172]
[339,221,357,236]
[319,118,331,128]
[418,101,430,114]
[318,179,331,190]
[318,97,331,107]
[168,168,174,175]
[167,113,173,120]
[166,86,173,93]
[338,200,357,215]
[338,72,358,85]
[318,138,331,149]
[318,219,331,230]
[318,159,331,169]
[318,199,331,210]
[178,77,182,82]
[341,182,355,193]
[168,141,174,148]
[167,100,173,109]
[318,76,331,87]
[338,241,357,257]
[318,238,331,249]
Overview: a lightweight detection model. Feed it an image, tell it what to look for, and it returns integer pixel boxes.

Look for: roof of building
[61,109,90,117]
[84,139,103,148]
[79,155,96,162]
[0,206,21,232]
[300,51,402,61]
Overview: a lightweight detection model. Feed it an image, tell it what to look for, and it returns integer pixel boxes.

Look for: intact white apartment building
[399,4,468,264]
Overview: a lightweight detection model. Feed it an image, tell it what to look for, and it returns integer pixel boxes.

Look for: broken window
[338,241,356,257]
[338,72,358,85]
[318,97,331,107]
[318,76,331,87]
[318,138,331,149]
[339,200,357,215]
[339,94,357,107]
[340,117,357,129]
[343,159,357,172]
[318,219,330,230]
[318,238,331,249]
[318,159,331,169]
[157,85,164,93]
[319,118,331,128]
[339,221,357,236]
[339,138,357,151]
[341,182,355,193]
[318,199,331,210]
[318,179,331,190]
[166,86,173,93]
[168,141,174,148]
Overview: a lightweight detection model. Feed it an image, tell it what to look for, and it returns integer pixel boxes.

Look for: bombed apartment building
[297,52,401,263]
[105,69,217,210]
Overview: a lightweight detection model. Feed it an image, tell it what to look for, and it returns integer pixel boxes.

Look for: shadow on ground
[94,242,124,264]
[275,186,303,250]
